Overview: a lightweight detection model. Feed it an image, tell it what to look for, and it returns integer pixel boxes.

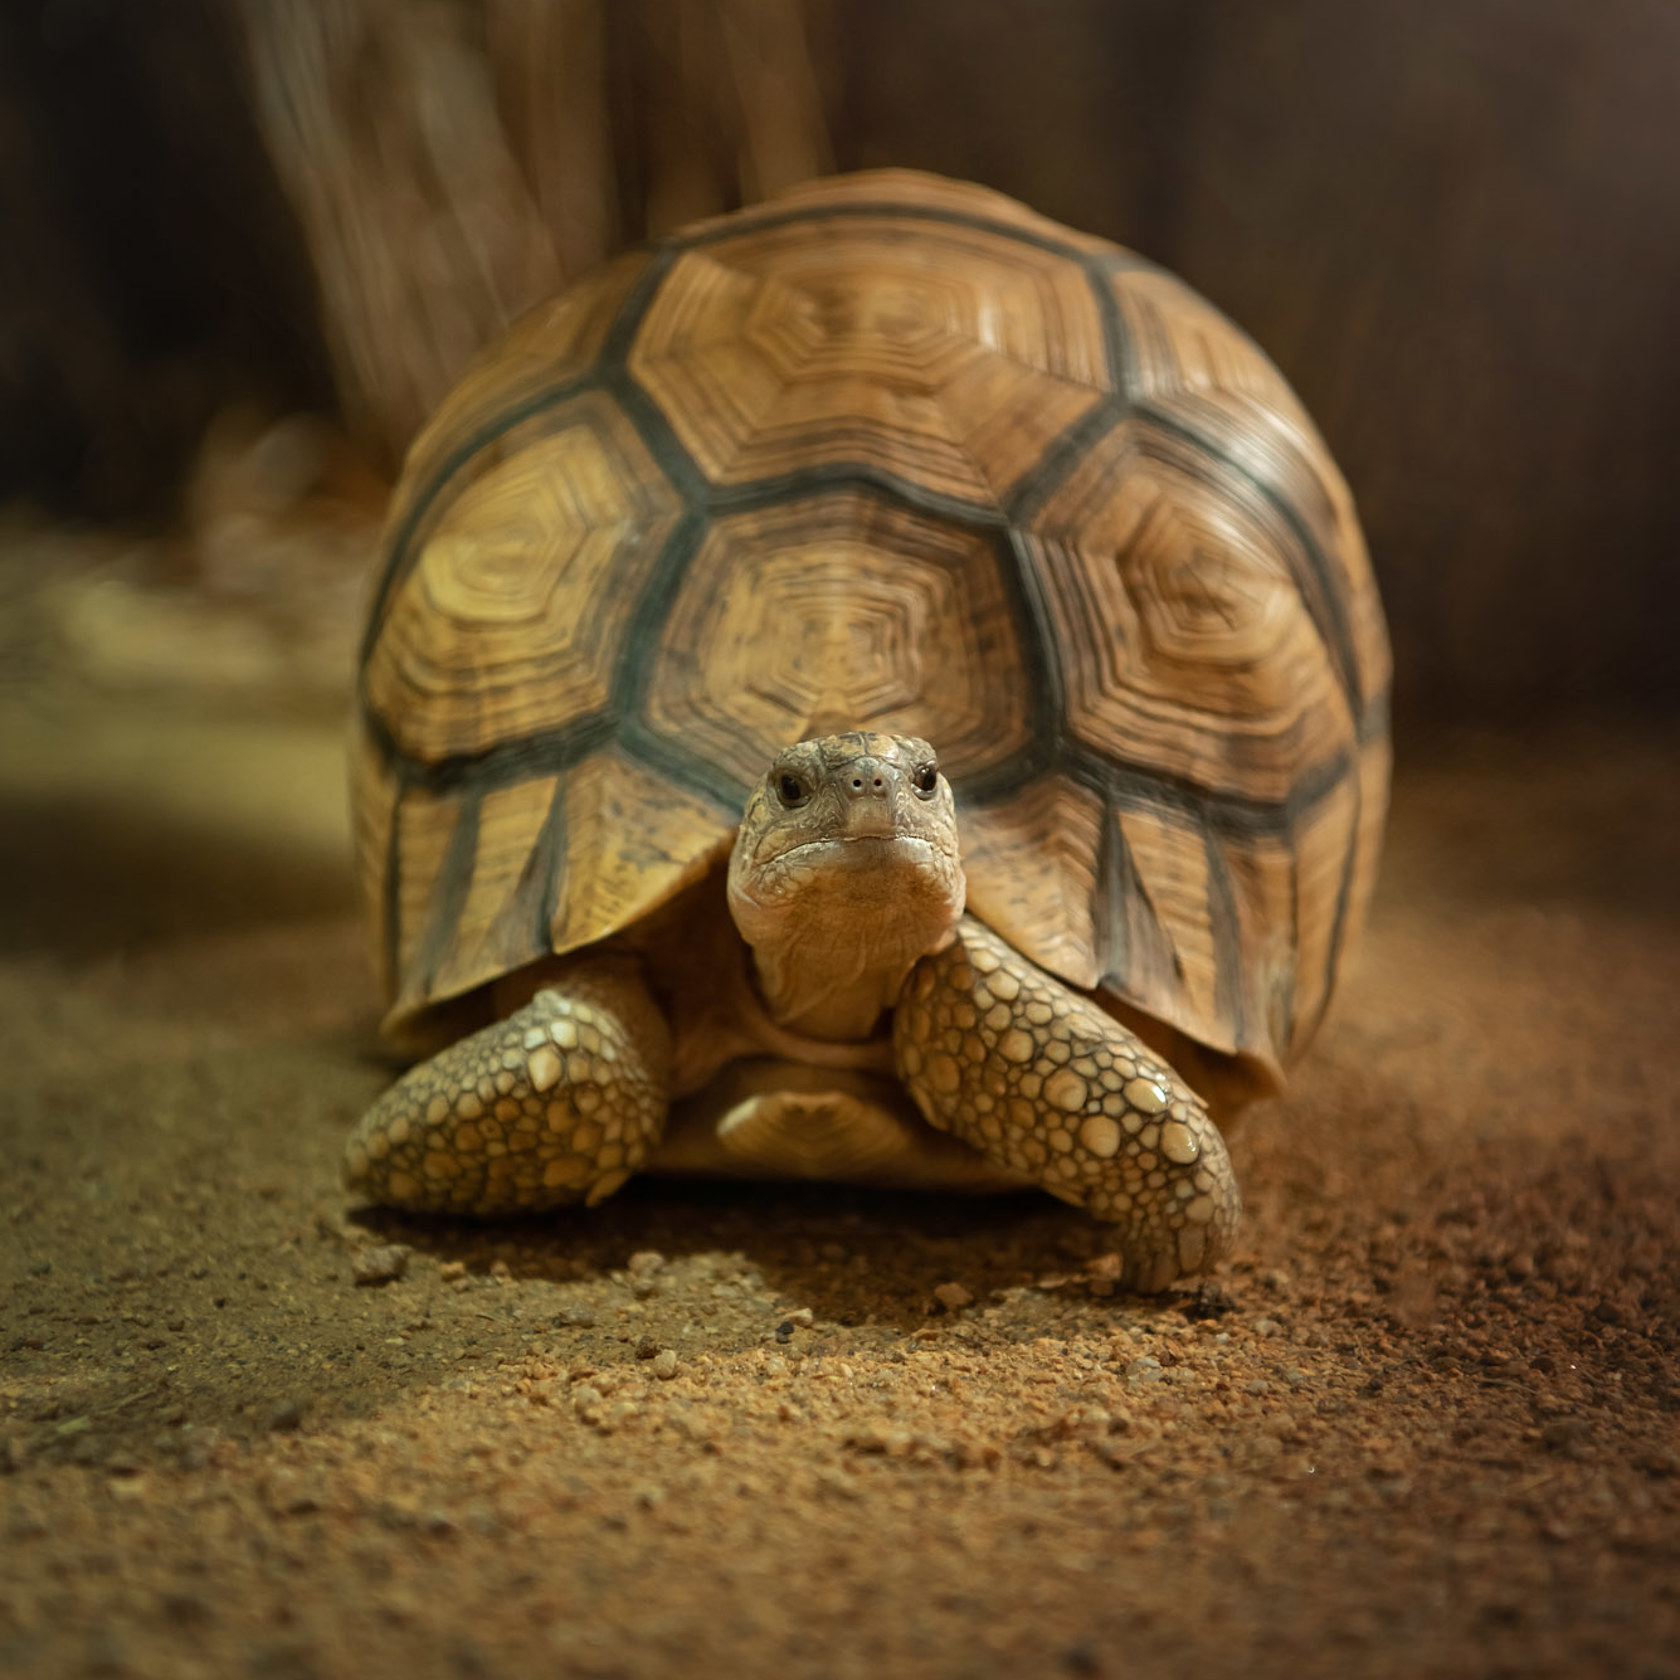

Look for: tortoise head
[727,733,965,1040]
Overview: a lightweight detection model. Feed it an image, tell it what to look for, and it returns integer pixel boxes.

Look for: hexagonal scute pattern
[364,390,682,762]
[1022,420,1351,808]
[355,168,1390,1095]
[643,491,1034,791]
[629,223,1110,501]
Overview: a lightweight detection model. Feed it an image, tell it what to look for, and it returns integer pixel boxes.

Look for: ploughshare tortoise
[345,170,1390,1291]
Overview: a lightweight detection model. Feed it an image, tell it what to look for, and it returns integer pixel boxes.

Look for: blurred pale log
[639,0,736,230]
[631,0,832,234]
[486,0,617,276]
[716,0,832,201]
[238,0,830,464]
[238,0,563,466]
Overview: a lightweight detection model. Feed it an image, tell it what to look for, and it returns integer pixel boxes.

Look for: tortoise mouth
[771,834,940,871]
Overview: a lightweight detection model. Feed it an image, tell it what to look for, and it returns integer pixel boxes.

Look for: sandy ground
[1,683,1677,1680]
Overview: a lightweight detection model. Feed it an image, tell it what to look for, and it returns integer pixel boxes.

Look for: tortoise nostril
[843,760,890,799]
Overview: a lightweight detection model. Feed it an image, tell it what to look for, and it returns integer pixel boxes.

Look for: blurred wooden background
[2,0,1676,736]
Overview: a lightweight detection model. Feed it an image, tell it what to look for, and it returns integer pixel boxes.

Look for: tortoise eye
[777,772,811,808]
[911,761,939,798]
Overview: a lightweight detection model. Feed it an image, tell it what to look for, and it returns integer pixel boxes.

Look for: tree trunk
[236,0,831,466]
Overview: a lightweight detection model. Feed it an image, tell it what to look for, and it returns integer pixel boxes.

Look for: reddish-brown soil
[2,695,1677,1680]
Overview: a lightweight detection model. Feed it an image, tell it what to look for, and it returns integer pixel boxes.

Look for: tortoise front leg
[345,956,670,1215]
[894,918,1239,1291]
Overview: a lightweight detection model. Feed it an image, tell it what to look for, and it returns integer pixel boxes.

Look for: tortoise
[344,169,1390,1291]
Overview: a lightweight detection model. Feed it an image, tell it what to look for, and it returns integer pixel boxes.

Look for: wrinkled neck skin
[727,733,966,1042]
[744,891,960,1042]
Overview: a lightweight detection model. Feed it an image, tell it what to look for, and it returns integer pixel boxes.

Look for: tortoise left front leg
[344,956,669,1215]
[894,917,1240,1292]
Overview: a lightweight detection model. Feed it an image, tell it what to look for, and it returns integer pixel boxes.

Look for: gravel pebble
[351,1246,409,1286]
[1541,1416,1591,1453]
[265,1399,306,1433]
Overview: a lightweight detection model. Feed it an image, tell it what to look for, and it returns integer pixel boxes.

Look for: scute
[1024,422,1354,806]
[365,390,684,763]
[643,490,1036,790]
[629,226,1112,500]
[354,168,1389,1102]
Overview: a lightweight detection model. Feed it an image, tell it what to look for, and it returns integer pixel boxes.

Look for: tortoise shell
[352,169,1390,1103]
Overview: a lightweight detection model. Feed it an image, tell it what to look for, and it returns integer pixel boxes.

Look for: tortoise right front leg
[344,956,670,1215]
[894,918,1240,1292]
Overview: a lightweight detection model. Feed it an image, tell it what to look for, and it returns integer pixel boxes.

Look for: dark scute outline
[1004,398,1129,528]
[1201,827,1246,1047]
[1058,738,1355,845]
[1137,400,1364,723]
[1306,732,1388,1049]
[1356,682,1390,746]
[1280,840,1302,1054]
[413,789,482,996]
[363,699,617,799]
[1312,774,1361,1044]
[380,790,404,1004]
[526,777,569,957]
[1095,800,1177,991]
[357,368,600,672]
